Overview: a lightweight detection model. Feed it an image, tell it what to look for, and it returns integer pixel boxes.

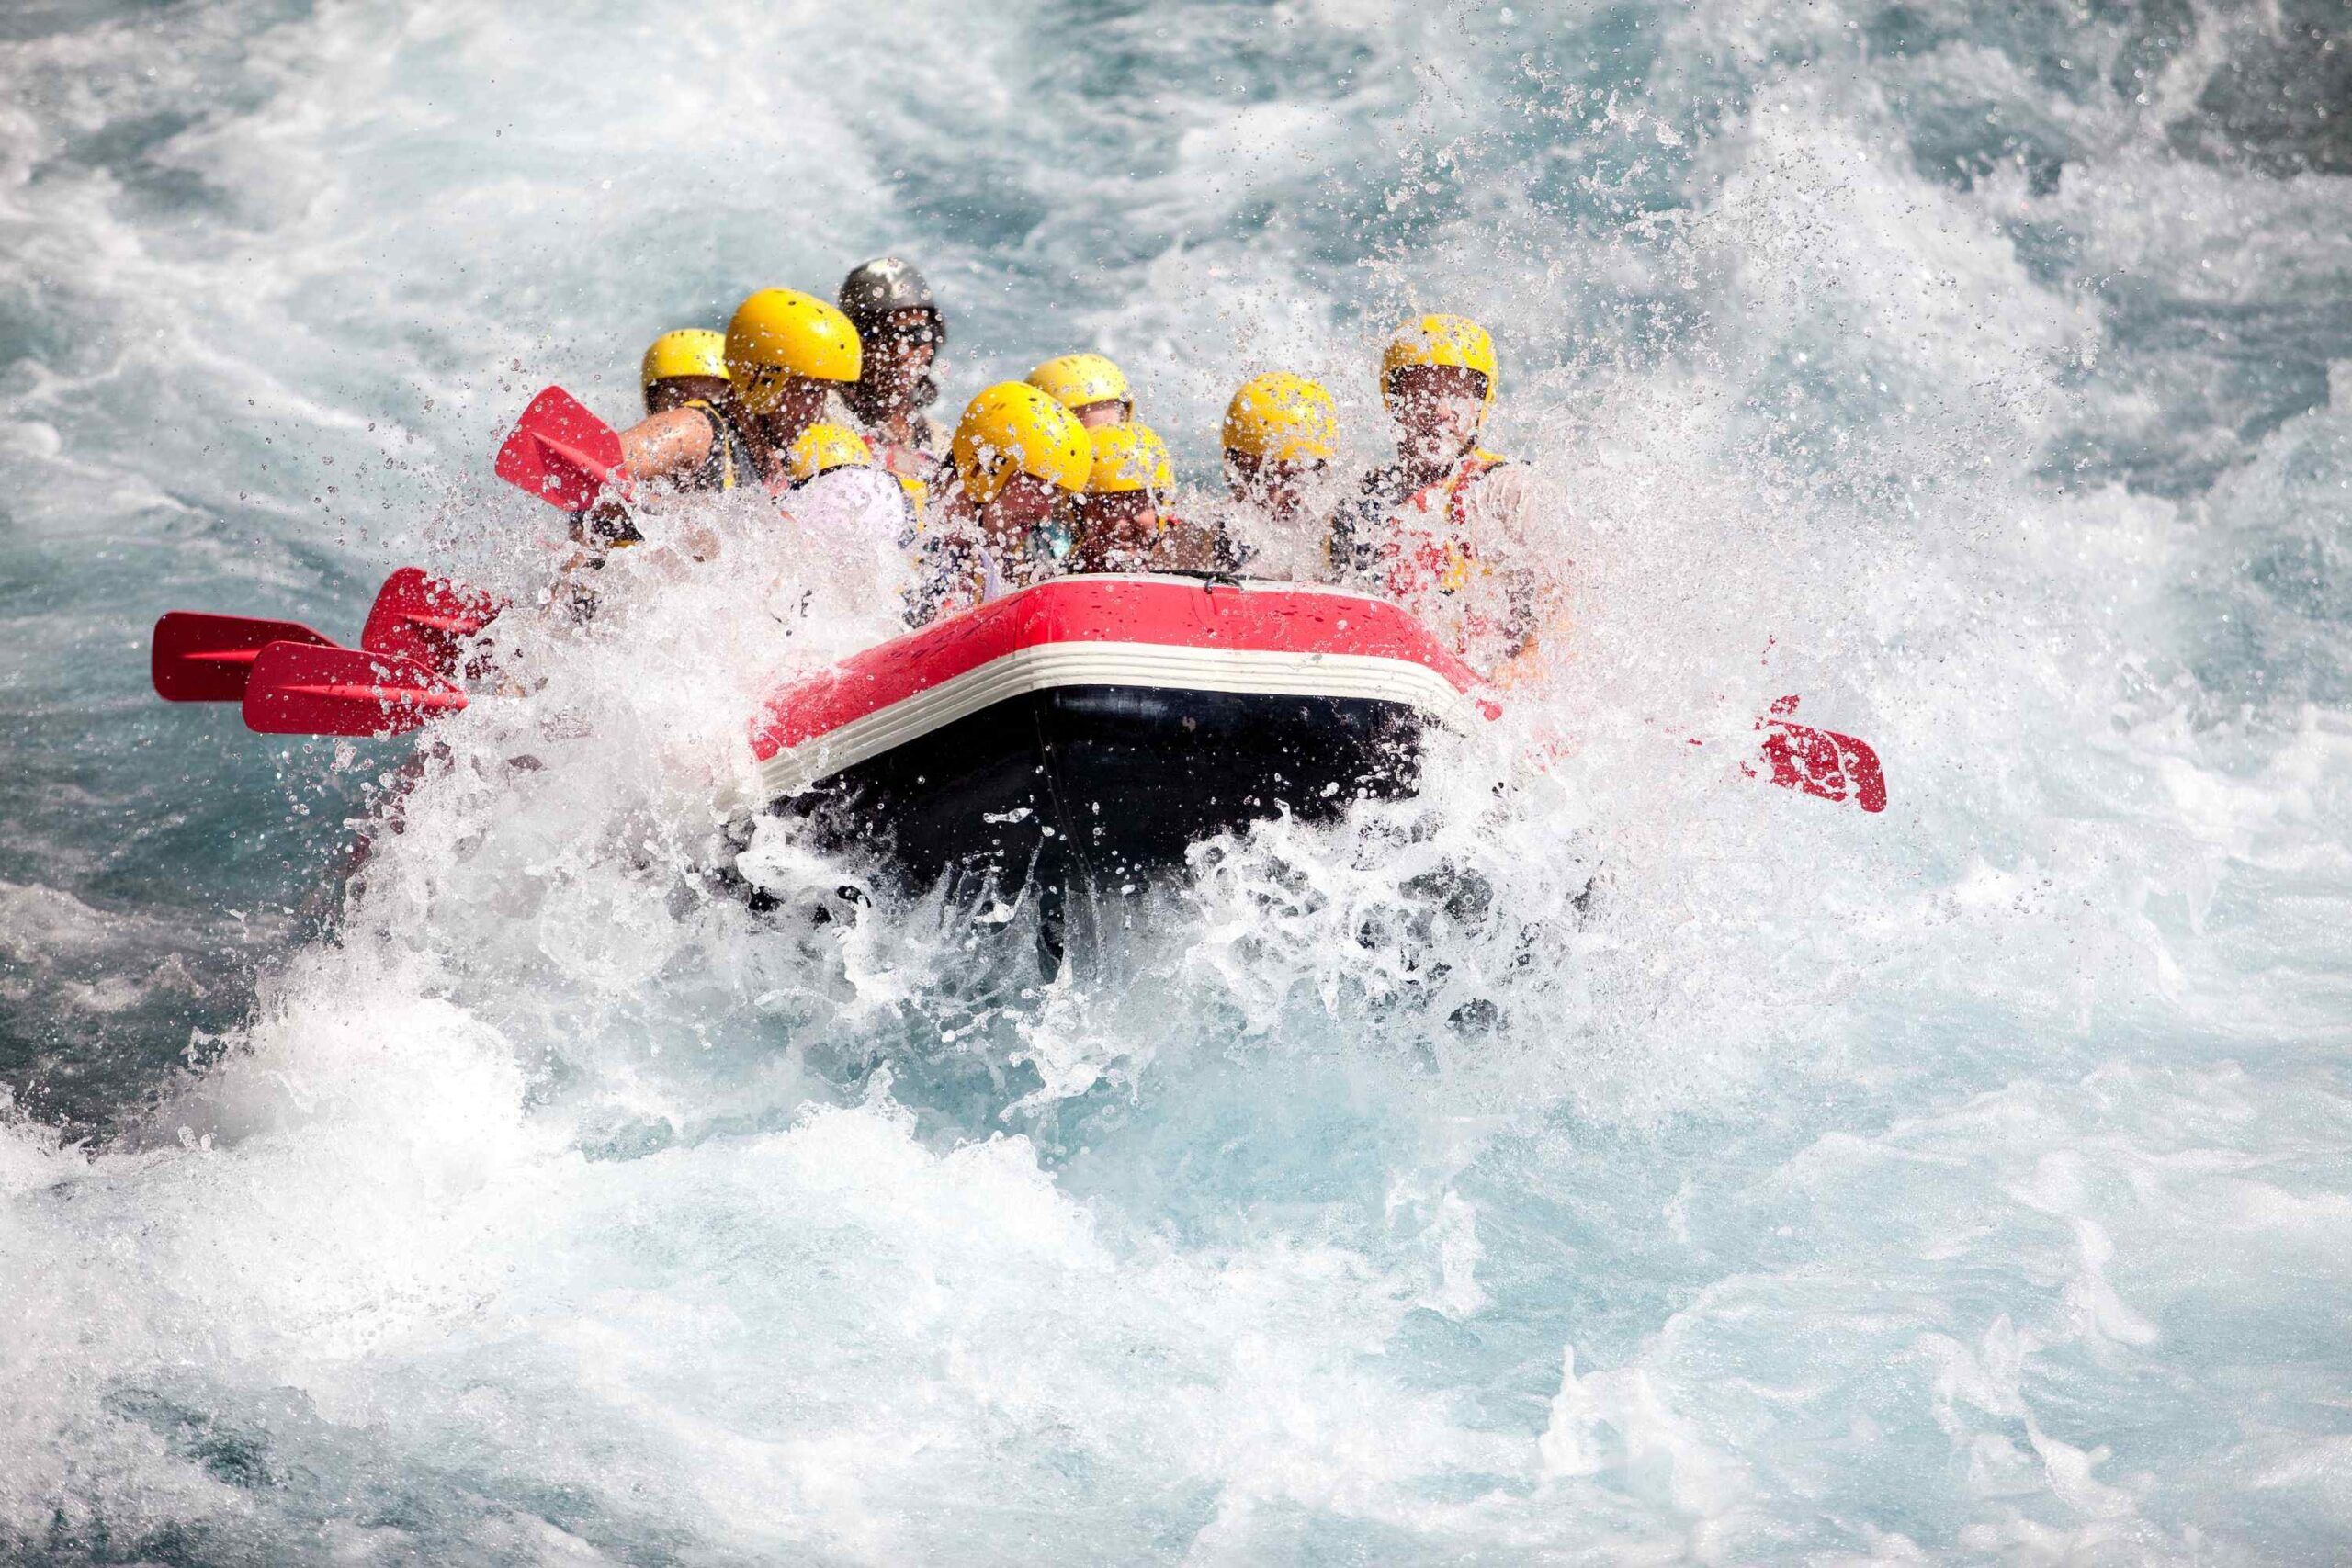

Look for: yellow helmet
[1223,373,1339,462]
[1026,353,1132,417]
[640,328,729,388]
[951,382,1092,505]
[725,288,863,413]
[1380,314,1497,412]
[1086,423,1174,495]
[783,423,874,488]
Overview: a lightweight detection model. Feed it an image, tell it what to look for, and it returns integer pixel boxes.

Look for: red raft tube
[745,574,1489,895]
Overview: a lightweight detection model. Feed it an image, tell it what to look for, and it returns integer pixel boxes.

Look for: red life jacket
[1374,447,1508,601]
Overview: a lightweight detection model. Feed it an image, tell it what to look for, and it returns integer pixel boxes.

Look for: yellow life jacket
[681,399,760,493]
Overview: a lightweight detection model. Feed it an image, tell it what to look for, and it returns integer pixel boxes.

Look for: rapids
[4,0,2350,1561]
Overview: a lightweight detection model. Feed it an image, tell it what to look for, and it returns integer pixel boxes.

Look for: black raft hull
[782,683,1428,893]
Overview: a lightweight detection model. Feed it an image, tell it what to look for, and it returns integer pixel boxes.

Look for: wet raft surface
[791,683,1427,892]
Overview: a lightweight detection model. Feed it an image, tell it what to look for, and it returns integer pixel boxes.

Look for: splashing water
[4,0,2350,1561]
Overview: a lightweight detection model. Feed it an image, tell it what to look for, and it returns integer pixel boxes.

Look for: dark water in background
[3,0,2351,1561]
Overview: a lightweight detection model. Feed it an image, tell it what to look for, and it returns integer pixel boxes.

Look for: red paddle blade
[241,641,467,737]
[1758,719,1887,813]
[494,385,625,512]
[153,612,340,702]
[361,567,507,676]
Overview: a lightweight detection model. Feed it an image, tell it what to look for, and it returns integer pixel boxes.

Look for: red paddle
[1747,696,1886,813]
[152,612,340,702]
[494,386,626,512]
[361,567,505,675]
[241,641,467,737]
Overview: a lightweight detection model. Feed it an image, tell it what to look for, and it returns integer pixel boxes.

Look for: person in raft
[1327,314,1544,672]
[1215,371,1344,580]
[1064,423,1235,575]
[1026,352,1135,431]
[551,325,743,613]
[908,382,1091,624]
[766,422,923,616]
[780,422,920,550]
[834,256,948,510]
[639,329,733,419]
[615,288,861,493]
[561,327,739,557]
[1067,423,1174,573]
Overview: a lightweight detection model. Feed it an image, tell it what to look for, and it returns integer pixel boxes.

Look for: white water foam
[4,0,2350,1561]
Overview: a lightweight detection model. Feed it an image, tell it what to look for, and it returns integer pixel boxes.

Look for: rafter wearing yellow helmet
[1321,314,1526,660]
[1084,423,1173,496]
[1221,372,1340,535]
[777,419,924,569]
[640,329,730,416]
[1026,353,1133,430]
[911,383,1092,624]
[616,325,756,495]
[1363,312,1505,502]
[783,423,876,491]
[950,382,1092,507]
[616,288,860,495]
[1224,372,1339,464]
[1069,423,1174,575]
[726,288,861,422]
[1380,314,1497,418]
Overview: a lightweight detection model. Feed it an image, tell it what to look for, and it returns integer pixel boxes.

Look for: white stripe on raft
[757,640,1477,800]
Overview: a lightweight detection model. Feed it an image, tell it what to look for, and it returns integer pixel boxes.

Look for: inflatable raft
[748,574,1489,893]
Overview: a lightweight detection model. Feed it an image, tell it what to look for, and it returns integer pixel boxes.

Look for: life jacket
[681,399,761,493]
[1329,446,1508,591]
[1324,446,1522,669]
[831,394,943,519]
[1374,446,1507,600]
[866,435,942,516]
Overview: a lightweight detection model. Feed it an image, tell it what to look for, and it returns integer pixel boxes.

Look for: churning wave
[3,0,2350,1561]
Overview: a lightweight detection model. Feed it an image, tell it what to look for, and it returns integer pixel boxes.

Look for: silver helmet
[838,256,943,344]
